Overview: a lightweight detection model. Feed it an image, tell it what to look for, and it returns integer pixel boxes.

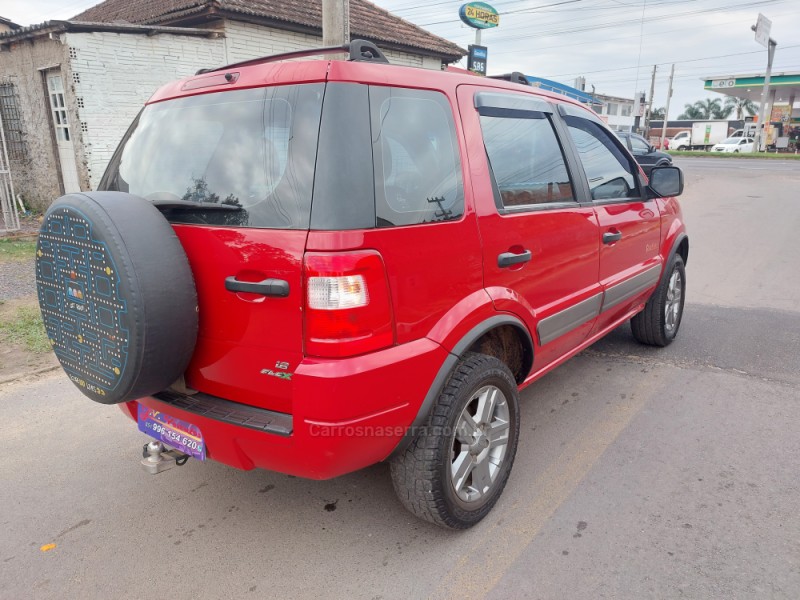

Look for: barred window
[0,82,27,161]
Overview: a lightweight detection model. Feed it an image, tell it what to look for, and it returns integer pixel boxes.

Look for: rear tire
[631,254,685,347]
[390,353,520,529]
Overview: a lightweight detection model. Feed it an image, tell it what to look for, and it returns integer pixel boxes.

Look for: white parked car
[712,137,755,153]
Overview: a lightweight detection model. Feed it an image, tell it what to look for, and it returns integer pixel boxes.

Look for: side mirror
[648,165,683,198]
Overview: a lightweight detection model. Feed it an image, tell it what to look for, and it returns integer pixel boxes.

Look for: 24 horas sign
[459,2,500,29]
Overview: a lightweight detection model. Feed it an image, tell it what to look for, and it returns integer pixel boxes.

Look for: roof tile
[73,0,465,59]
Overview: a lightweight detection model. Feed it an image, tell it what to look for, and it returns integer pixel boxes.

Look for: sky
[3,0,799,119]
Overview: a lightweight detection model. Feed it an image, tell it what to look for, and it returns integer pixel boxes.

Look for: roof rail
[195,39,389,75]
[488,72,531,86]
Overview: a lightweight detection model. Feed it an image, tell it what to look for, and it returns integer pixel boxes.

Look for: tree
[695,98,726,119]
[677,103,704,119]
[677,98,727,120]
[650,106,666,120]
[724,96,758,120]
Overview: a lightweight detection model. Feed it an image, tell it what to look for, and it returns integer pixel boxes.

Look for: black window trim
[555,106,651,205]
[476,93,581,215]
[475,91,552,115]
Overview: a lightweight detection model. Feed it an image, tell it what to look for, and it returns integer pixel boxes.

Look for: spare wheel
[35,192,198,404]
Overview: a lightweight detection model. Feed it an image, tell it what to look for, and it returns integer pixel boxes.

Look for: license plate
[138,404,206,461]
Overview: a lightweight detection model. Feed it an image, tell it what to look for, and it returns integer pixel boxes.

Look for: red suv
[35,42,687,529]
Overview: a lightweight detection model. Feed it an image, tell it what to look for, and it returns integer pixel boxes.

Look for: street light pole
[752,15,776,152]
[753,39,777,152]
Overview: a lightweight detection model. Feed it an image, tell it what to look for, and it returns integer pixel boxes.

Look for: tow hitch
[141,440,190,474]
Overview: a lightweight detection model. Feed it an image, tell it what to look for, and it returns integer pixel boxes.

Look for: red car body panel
[592,200,663,333]
[122,337,448,479]
[174,225,307,415]
[116,57,687,480]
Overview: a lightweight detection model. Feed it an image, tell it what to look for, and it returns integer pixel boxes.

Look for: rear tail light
[303,251,394,358]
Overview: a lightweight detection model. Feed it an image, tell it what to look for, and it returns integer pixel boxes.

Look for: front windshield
[721,137,742,144]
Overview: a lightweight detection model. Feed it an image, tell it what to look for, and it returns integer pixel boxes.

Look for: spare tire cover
[35,192,198,404]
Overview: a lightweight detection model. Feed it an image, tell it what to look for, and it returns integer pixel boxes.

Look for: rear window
[102,82,463,231]
[101,84,324,229]
[370,87,463,227]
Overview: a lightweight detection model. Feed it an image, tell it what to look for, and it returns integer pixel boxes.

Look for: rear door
[458,87,602,368]
[101,84,325,414]
[559,106,662,333]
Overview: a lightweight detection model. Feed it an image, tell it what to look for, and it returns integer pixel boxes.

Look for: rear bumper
[121,337,449,479]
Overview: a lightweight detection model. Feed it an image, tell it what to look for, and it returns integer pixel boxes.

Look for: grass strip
[0,304,50,353]
[0,238,37,263]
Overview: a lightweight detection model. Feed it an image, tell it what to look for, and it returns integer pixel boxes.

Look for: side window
[370,87,463,227]
[479,112,575,210]
[564,116,638,201]
[629,135,651,154]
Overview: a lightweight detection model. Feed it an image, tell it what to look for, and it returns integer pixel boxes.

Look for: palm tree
[724,97,758,120]
[677,103,704,119]
[678,99,729,120]
[694,98,726,119]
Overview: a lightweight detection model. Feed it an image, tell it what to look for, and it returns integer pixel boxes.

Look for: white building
[594,93,636,131]
[0,0,464,211]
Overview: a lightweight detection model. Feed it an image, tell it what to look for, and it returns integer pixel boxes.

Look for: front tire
[631,254,686,346]
[390,353,520,529]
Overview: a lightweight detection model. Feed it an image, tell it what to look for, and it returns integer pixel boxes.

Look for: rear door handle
[225,276,290,297]
[498,250,532,268]
[603,231,622,244]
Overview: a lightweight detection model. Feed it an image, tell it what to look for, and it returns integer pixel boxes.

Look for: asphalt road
[2,157,799,599]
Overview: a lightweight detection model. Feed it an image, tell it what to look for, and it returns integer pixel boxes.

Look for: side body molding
[601,265,662,313]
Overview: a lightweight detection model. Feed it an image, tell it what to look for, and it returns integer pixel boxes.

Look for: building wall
[221,20,443,69]
[69,22,443,191]
[65,30,227,191]
[0,37,70,211]
[596,95,635,131]
[4,21,445,207]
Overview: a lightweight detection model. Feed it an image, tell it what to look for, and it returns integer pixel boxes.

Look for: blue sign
[468,45,488,76]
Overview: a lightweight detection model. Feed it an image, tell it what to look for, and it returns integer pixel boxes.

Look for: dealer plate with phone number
[138,404,206,461]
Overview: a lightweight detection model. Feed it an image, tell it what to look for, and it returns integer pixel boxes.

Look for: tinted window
[480,113,575,209]
[370,87,463,227]
[564,117,637,200]
[102,84,324,229]
[629,135,650,153]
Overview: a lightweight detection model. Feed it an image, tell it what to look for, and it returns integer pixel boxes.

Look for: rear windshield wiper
[150,199,242,212]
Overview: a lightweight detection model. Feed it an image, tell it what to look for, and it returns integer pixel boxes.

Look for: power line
[416,0,784,38]
[541,44,800,79]
[487,8,798,57]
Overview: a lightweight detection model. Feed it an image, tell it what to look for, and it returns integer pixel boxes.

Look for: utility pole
[644,65,657,137]
[754,42,777,152]
[660,64,674,150]
[752,14,776,152]
[322,0,350,54]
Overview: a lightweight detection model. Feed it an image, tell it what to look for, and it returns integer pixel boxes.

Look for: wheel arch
[670,232,689,267]
[387,314,533,458]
